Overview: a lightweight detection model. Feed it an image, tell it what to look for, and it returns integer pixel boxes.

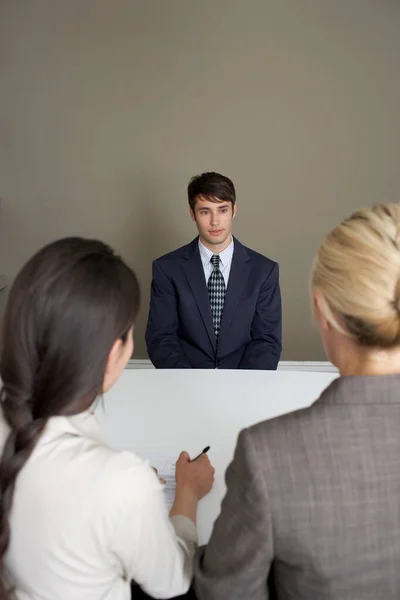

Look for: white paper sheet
[137,450,178,510]
[150,456,176,509]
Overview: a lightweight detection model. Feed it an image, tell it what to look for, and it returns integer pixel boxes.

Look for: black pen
[192,446,210,462]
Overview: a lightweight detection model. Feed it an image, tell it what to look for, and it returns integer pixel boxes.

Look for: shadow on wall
[0,290,8,317]
[119,170,192,359]
[0,273,8,315]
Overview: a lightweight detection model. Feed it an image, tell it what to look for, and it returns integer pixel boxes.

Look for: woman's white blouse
[0,410,197,600]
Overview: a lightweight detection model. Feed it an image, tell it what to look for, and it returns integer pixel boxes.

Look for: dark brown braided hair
[0,237,140,597]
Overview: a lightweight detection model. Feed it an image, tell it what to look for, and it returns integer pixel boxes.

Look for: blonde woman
[195,203,400,600]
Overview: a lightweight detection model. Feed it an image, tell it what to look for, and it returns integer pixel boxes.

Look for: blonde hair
[311,203,400,347]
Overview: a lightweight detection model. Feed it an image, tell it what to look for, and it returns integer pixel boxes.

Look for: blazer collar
[219,238,251,336]
[316,373,400,406]
[182,238,216,353]
[181,237,252,356]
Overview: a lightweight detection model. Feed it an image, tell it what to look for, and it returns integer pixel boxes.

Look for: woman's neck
[338,345,400,376]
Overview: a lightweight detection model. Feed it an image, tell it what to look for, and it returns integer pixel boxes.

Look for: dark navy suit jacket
[145,237,282,370]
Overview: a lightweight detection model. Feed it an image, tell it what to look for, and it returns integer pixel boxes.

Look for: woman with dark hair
[0,237,214,600]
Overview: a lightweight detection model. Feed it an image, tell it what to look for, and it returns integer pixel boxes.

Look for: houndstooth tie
[208,255,226,339]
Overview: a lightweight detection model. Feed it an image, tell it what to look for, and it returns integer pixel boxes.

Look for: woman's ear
[103,338,124,393]
[313,289,331,331]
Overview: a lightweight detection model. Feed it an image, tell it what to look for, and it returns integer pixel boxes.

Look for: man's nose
[210,213,219,226]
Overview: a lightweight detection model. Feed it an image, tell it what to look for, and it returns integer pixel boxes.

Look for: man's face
[190,196,236,250]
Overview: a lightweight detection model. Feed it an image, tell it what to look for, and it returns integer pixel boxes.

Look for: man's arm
[145,261,192,368]
[195,428,273,600]
[239,262,282,370]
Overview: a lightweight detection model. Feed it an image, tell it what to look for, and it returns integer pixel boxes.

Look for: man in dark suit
[145,172,282,369]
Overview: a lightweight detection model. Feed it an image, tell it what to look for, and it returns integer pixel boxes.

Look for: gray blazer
[195,374,400,600]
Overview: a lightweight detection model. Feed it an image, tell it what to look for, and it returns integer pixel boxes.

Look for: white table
[96,369,337,544]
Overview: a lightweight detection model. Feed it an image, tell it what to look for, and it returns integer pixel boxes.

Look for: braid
[0,386,46,598]
[0,235,140,598]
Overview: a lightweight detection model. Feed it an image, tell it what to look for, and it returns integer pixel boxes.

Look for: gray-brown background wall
[1,0,399,359]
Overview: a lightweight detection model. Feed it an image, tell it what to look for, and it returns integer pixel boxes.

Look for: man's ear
[190,207,196,222]
[232,204,237,218]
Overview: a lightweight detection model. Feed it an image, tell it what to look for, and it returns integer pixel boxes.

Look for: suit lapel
[182,239,216,353]
[219,238,251,336]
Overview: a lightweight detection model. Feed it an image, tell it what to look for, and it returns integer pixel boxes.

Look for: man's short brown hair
[188,172,236,211]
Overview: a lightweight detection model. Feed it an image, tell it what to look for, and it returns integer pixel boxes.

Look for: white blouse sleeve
[109,455,198,599]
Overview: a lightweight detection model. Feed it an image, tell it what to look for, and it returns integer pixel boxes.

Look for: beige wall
[1,0,399,359]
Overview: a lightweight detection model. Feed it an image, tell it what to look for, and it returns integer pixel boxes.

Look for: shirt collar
[198,236,234,268]
[39,407,104,445]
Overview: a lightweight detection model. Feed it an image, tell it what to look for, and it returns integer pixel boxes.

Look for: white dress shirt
[0,410,197,600]
[198,237,234,287]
